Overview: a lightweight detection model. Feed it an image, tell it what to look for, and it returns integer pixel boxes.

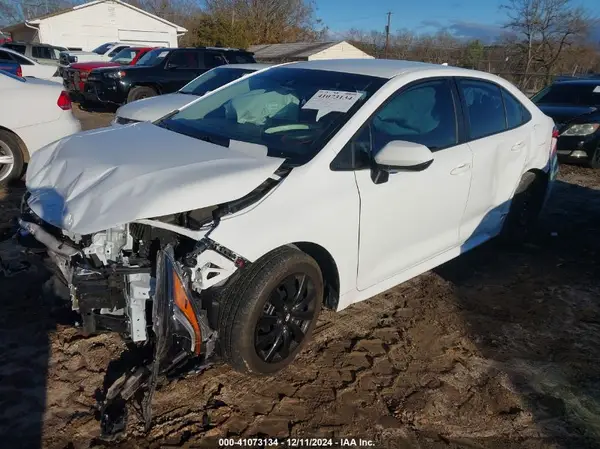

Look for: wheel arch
[129,82,162,95]
[0,125,30,162]
[290,241,340,310]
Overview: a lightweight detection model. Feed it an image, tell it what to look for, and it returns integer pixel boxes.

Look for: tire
[588,148,600,169]
[218,246,323,375]
[501,172,546,242]
[126,86,157,103]
[0,130,25,185]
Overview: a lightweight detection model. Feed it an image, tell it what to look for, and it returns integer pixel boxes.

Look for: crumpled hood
[116,93,195,122]
[25,122,285,235]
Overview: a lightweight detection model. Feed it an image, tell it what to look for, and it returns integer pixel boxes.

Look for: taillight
[552,127,560,139]
[16,65,22,78]
[57,91,72,110]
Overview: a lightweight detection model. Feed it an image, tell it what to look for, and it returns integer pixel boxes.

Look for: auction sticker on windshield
[302,90,364,121]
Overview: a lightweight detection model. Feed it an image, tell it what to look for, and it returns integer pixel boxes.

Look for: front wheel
[218,246,323,375]
[127,86,157,103]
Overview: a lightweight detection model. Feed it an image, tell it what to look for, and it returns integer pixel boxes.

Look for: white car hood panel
[117,93,196,122]
[25,122,285,235]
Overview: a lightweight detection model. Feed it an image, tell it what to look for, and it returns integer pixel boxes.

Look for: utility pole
[384,11,392,59]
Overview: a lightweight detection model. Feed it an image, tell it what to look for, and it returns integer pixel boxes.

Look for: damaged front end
[17,167,286,437]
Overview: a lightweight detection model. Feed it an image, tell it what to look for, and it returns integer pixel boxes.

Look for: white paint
[25,61,554,316]
[0,74,81,160]
[15,0,186,51]
[0,47,59,79]
[25,122,285,235]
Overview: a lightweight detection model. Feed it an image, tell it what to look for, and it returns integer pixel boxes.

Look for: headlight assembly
[105,70,126,79]
[561,123,599,136]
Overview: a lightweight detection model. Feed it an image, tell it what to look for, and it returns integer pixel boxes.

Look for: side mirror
[370,140,434,184]
[374,140,434,171]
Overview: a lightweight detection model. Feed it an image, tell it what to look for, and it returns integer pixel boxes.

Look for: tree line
[1,0,598,91]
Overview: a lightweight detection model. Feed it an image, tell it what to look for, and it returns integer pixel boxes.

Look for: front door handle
[450,163,471,175]
[511,141,525,152]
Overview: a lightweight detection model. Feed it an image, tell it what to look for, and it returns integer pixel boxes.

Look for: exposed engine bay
[16,167,289,438]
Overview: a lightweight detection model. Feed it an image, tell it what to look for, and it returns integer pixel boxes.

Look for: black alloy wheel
[254,273,317,363]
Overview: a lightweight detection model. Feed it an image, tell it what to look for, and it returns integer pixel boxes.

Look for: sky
[317,0,599,42]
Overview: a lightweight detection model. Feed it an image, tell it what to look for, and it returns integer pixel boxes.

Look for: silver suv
[1,42,67,67]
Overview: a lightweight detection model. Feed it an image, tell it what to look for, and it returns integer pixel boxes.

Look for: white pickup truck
[58,42,131,74]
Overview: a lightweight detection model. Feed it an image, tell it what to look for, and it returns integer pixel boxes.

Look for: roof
[248,41,346,60]
[2,0,187,33]
[221,63,272,70]
[554,78,600,85]
[276,59,457,79]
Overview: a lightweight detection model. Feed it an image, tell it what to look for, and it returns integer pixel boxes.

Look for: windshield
[92,43,114,55]
[159,67,386,164]
[110,48,139,65]
[136,48,169,66]
[0,70,26,82]
[532,83,600,106]
[180,67,257,96]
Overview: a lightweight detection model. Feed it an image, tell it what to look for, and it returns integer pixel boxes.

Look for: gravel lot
[1,106,600,449]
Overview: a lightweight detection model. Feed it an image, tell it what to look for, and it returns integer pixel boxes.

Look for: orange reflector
[172,270,202,354]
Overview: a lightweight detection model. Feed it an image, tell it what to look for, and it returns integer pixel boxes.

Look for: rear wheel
[127,86,157,103]
[501,172,547,242]
[0,130,24,185]
[218,246,323,375]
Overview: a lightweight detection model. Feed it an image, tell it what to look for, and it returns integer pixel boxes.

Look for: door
[163,50,205,92]
[354,78,473,291]
[31,45,56,66]
[456,79,530,242]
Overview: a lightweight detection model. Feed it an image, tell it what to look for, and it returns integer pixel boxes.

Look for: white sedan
[21,60,557,379]
[0,71,81,183]
[0,46,60,80]
[112,63,272,125]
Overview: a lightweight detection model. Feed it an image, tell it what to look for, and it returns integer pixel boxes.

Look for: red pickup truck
[63,46,153,99]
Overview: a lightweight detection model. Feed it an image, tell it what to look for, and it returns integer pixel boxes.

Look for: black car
[531,79,600,168]
[83,47,256,105]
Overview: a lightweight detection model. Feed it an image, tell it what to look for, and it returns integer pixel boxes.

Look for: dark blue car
[0,60,21,77]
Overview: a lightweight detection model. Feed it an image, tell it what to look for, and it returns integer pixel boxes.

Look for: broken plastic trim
[99,244,203,438]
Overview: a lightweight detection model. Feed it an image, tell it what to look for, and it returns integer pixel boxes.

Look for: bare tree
[502,0,590,87]
[0,0,78,26]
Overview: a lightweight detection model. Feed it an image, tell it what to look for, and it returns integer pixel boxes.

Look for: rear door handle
[450,163,471,175]
[511,141,525,152]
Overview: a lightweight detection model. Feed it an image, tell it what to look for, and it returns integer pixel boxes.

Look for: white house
[248,41,374,63]
[2,0,187,51]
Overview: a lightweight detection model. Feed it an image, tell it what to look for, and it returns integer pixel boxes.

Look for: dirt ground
[1,106,600,449]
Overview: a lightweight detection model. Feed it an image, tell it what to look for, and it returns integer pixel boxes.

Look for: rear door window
[203,51,227,69]
[167,50,201,69]
[458,79,507,140]
[32,46,53,59]
[225,52,255,64]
